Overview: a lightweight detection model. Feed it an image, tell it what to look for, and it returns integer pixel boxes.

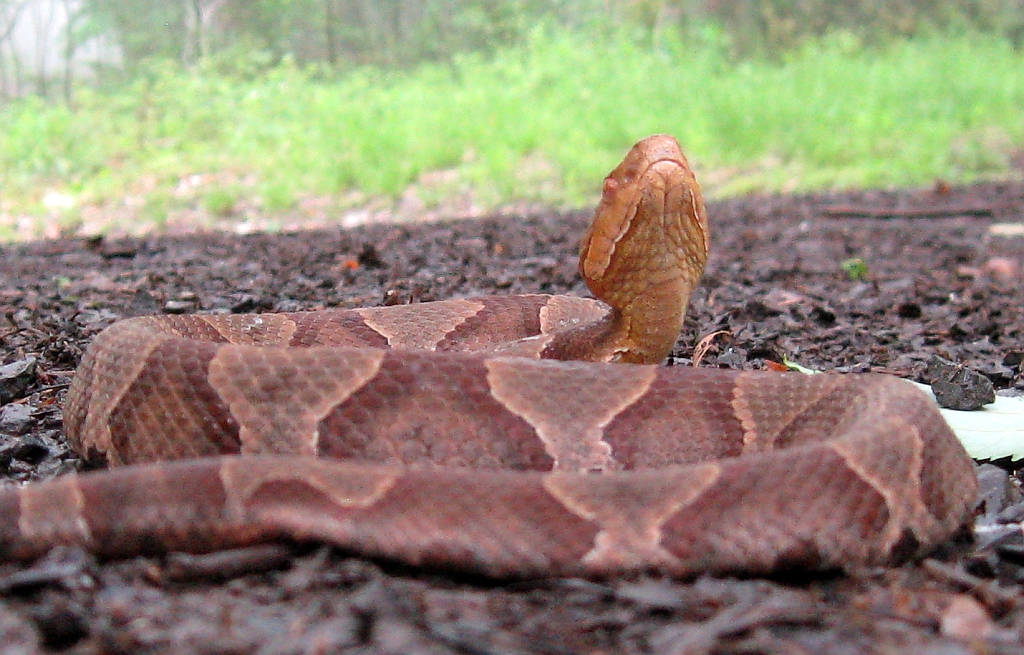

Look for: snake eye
[602,178,619,196]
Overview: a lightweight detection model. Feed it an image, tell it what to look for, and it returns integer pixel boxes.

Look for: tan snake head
[578,134,709,364]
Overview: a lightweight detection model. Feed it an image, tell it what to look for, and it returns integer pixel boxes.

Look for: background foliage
[0,1,1022,240]
[61,0,1024,72]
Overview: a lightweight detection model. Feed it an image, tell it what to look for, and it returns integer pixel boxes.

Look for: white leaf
[911,382,1024,461]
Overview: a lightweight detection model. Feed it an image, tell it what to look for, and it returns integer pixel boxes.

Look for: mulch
[0,181,1022,654]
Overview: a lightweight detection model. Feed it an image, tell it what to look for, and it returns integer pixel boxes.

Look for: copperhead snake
[0,135,976,579]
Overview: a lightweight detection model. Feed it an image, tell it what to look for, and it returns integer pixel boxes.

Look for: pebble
[0,403,33,435]
[163,300,194,314]
[925,355,995,410]
[0,358,36,404]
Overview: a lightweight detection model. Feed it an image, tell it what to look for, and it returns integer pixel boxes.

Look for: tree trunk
[30,0,60,96]
[324,0,337,64]
[61,0,75,105]
[182,0,197,63]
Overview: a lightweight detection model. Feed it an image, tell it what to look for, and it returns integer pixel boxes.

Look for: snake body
[0,135,976,578]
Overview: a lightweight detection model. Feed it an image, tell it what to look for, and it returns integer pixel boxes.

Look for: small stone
[932,381,996,410]
[975,464,1021,517]
[100,242,137,259]
[925,355,995,410]
[30,602,89,650]
[231,295,259,313]
[11,434,50,464]
[357,243,384,268]
[127,290,160,316]
[614,578,686,610]
[0,358,36,404]
[981,257,1019,281]
[940,595,995,641]
[762,288,807,313]
[897,302,922,319]
[0,403,33,435]
[163,300,194,314]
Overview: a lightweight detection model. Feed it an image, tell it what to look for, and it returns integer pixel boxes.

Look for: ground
[0,182,1022,654]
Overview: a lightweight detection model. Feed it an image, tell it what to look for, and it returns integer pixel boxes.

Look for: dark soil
[1,182,1023,654]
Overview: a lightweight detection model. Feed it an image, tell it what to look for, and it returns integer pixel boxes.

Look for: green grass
[1,27,1023,240]
[203,186,240,216]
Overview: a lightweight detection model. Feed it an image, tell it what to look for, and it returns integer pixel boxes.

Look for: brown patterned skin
[0,135,976,579]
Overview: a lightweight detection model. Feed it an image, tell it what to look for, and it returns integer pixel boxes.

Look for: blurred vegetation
[63,0,1024,72]
[0,1,1022,240]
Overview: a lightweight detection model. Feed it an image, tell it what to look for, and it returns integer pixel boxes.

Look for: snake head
[580,135,708,289]
[576,135,709,363]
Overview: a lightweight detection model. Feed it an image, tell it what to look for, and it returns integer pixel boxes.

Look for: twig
[822,205,1004,219]
[921,558,1020,613]
[691,330,731,367]
[32,382,71,393]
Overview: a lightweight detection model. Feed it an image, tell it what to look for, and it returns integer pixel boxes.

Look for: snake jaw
[579,178,638,281]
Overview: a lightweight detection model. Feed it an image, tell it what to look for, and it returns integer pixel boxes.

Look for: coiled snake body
[0,135,976,578]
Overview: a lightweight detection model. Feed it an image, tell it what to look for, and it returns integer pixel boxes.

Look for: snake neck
[607,280,696,364]
[542,277,695,364]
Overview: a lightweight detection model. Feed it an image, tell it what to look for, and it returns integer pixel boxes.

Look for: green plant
[203,187,239,216]
[142,190,175,226]
[840,258,869,280]
[260,182,297,212]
